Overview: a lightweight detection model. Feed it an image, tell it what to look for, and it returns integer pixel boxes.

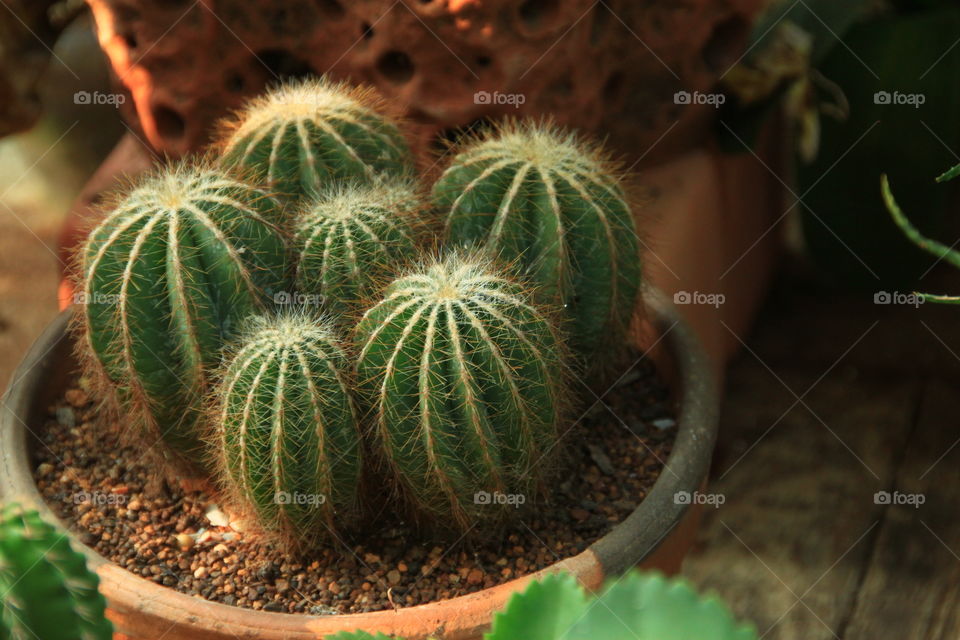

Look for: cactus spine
[355,254,566,529]
[294,178,419,319]
[0,504,112,640]
[216,314,362,545]
[433,121,641,355]
[220,77,413,200]
[80,164,288,467]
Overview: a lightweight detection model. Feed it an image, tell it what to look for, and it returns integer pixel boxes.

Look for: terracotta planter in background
[1,291,717,640]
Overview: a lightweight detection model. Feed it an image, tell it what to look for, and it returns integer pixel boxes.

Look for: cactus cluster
[76,77,645,547]
[215,315,362,546]
[219,77,413,200]
[0,504,113,640]
[294,178,420,319]
[79,164,287,467]
[355,253,566,528]
[433,121,642,356]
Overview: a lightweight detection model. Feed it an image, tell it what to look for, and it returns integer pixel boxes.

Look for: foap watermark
[474,490,526,508]
[72,491,127,506]
[874,490,925,509]
[474,91,526,108]
[674,291,725,308]
[674,90,726,108]
[874,291,924,308]
[874,91,926,109]
[72,291,121,306]
[674,490,725,508]
[74,90,126,107]
[274,291,325,307]
[274,491,327,506]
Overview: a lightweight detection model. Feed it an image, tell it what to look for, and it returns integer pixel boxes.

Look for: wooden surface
[683,265,960,639]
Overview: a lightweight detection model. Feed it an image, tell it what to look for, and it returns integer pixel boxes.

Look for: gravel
[34,358,675,615]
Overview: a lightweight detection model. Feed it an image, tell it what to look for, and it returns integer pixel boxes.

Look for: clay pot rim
[0,289,718,640]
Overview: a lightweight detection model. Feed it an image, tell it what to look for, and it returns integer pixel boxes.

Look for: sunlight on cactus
[354,252,567,530]
[78,163,288,468]
[294,177,421,320]
[218,77,413,200]
[433,120,642,358]
[214,313,362,547]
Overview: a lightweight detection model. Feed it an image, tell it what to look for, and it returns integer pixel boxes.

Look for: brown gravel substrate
[34,359,675,615]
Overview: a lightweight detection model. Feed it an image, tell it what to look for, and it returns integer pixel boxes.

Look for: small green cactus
[79,163,288,467]
[433,121,642,356]
[355,253,567,529]
[215,314,362,546]
[294,178,420,320]
[219,77,413,200]
[0,504,113,640]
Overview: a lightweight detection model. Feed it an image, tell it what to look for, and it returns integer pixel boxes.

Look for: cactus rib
[355,253,566,529]
[220,77,413,200]
[294,178,420,319]
[216,314,362,546]
[434,121,642,357]
[79,163,288,468]
[0,504,112,640]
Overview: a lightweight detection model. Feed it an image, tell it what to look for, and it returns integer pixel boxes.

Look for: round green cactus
[79,163,288,468]
[294,177,420,320]
[433,121,642,356]
[219,77,413,200]
[0,504,113,640]
[355,253,567,529]
[215,314,362,546]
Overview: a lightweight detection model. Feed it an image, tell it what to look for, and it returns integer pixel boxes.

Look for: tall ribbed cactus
[215,314,362,546]
[433,121,641,356]
[0,504,112,640]
[79,163,288,467]
[219,77,413,200]
[294,178,419,319]
[355,254,567,529]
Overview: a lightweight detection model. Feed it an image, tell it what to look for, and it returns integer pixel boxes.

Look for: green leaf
[484,573,590,640]
[936,163,960,183]
[562,572,757,640]
[882,173,960,303]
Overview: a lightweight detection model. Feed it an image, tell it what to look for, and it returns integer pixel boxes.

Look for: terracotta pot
[1,290,717,640]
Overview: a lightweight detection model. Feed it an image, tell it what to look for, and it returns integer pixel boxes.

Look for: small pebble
[175,534,194,551]
[467,569,484,585]
[652,417,676,430]
[587,444,615,475]
[56,407,76,428]
[205,506,229,527]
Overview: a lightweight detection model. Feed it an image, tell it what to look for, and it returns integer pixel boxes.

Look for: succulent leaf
[485,571,758,640]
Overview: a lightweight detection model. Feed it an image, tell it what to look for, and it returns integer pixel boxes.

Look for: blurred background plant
[720,0,960,289]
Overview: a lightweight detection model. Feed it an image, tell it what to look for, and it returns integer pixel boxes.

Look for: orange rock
[84,0,765,169]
